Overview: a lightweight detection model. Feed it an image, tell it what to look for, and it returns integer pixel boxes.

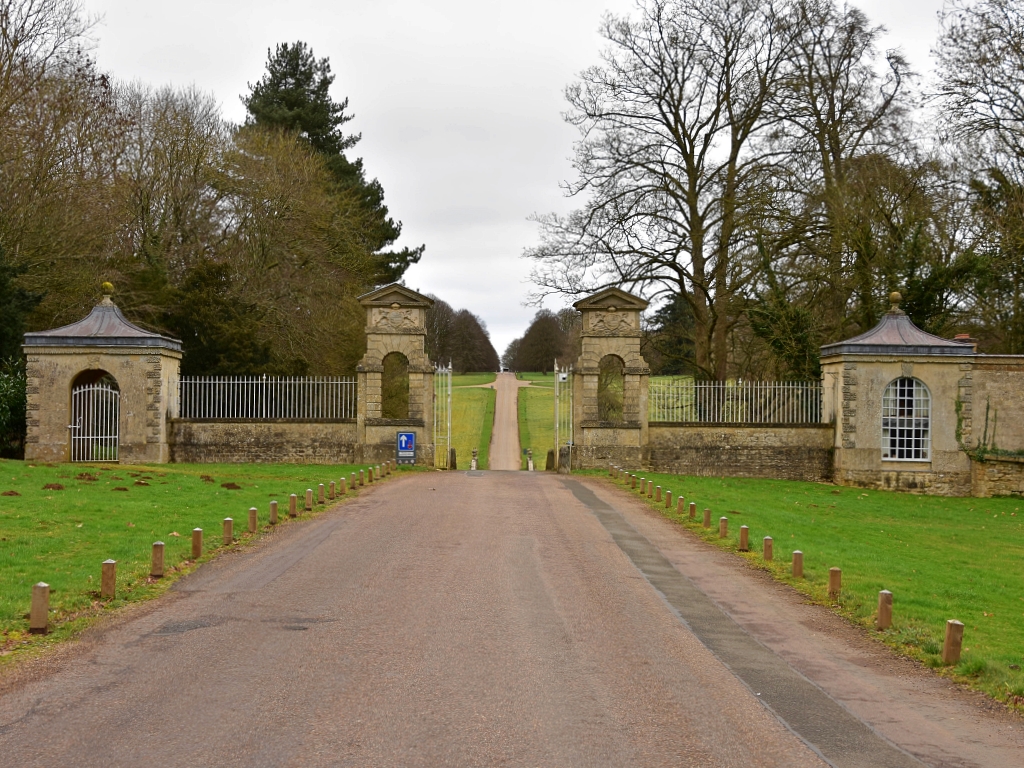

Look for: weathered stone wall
[968,357,1024,453]
[643,424,834,481]
[971,455,1024,497]
[170,420,360,464]
[24,345,180,464]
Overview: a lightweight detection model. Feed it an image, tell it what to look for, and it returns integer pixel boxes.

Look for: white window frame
[881,377,931,461]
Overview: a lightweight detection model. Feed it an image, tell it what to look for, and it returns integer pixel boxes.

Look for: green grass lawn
[0,460,390,659]
[596,469,1024,709]
[517,383,554,470]
[516,371,555,386]
[451,375,496,469]
[452,372,497,387]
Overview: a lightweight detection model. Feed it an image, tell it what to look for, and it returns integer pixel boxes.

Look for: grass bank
[451,374,496,469]
[0,460,391,661]
[597,469,1024,709]
[516,377,554,470]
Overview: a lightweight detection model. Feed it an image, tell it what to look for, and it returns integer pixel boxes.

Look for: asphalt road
[4,470,1022,767]
[0,472,827,767]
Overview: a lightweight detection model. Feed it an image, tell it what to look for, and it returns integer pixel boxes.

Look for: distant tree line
[425,296,500,373]
[0,1,422,376]
[503,309,581,373]
[527,0,1024,380]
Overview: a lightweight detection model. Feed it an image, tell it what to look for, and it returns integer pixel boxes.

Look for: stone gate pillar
[571,288,650,469]
[356,284,435,465]
[22,286,182,463]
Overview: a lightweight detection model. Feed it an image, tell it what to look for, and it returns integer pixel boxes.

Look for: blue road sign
[397,432,416,464]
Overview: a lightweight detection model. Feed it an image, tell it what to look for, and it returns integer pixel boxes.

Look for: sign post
[396,431,416,465]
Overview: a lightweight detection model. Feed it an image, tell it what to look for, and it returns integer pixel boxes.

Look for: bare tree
[527,0,793,379]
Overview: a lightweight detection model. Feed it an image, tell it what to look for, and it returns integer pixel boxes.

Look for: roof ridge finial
[100,282,114,307]
[888,291,904,315]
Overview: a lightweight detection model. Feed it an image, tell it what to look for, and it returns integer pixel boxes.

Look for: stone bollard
[359,470,365,487]
[647,483,654,499]
[689,502,696,520]
[639,478,646,494]
[351,472,357,489]
[368,467,374,484]
[828,567,842,600]
[703,508,711,528]
[223,517,233,546]
[289,494,298,518]
[472,449,479,471]
[877,590,893,630]
[677,496,685,515]
[151,541,165,578]
[655,486,661,502]
[719,517,728,538]
[792,550,804,579]
[270,500,279,525]
[318,484,325,504]
[29,582,49,634]
[942,620,965,665]
[631,475,637,489]
[248,507,258,533]
[192,528,203,559]
[739,525,749,551]
[763,536,773,561]
[305,489,313,511]
[101,559,116,598]
[329,481,336,500]
[387,461,392,475]
[609,465,615,477]
[665,490,672,509]
[340,477,347,495]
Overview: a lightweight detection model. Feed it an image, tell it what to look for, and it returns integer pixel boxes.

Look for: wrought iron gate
[433,362,452,469]
[70,378,120,462]
[553,362,573,471]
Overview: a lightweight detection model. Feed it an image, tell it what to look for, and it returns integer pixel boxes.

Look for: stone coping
[170,418,357,425]
[649,422,831,429]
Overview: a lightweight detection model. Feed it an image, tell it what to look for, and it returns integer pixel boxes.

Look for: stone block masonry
[170,420,360,464]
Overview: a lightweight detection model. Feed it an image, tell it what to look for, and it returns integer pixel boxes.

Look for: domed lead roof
[820,294,973,357]
[23,296,181,351]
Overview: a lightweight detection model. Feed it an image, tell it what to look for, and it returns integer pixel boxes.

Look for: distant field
[451,372,497,387]
[450,374,496,469]
[515,372,555,387]
[517,381,554,470]
[594,469,1024,709]
[0,460,391,657]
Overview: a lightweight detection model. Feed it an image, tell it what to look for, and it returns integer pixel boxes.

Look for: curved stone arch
[598,354,626,423]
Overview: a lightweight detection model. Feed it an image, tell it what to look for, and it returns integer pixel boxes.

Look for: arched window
[881,377,930,460]
[598,354,625,422]
[381,352,410,419]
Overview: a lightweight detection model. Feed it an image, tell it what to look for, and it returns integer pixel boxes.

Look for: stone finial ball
[890,291,902,304]
[101,281,114,294]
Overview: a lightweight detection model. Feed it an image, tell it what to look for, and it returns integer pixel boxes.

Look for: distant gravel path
[1,471,1020,766]
[487,372,532,471]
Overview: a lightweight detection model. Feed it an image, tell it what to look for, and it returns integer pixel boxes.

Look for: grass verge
[0,460,393,664]
[451,375,496,468]
[517,383,554,470]
[593,468,1024,710]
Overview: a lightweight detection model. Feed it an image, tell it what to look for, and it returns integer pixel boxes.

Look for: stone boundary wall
[170,420,360,464]
[645,424,834,482]
[971,455,1024,497]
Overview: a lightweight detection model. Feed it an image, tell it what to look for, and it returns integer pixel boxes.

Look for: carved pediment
[589,309,637,333]
[371,307,422,332]
[572,287,649,312]
[358,283,434,308]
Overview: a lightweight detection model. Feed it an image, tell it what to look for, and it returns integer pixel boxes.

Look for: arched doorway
[69,370,120,462]
[598,354,625,422]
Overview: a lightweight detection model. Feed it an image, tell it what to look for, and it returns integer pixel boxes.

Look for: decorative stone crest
[590,308,635,334]
[372,307,420,332]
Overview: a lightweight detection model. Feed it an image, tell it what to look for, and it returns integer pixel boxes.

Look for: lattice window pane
[881,377,930,461]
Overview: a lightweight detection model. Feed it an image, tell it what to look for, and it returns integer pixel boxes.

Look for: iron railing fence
[174,376,358,420]
[648,379,823,424]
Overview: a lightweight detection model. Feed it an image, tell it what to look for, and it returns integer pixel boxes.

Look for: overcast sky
[82,0,945,356]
